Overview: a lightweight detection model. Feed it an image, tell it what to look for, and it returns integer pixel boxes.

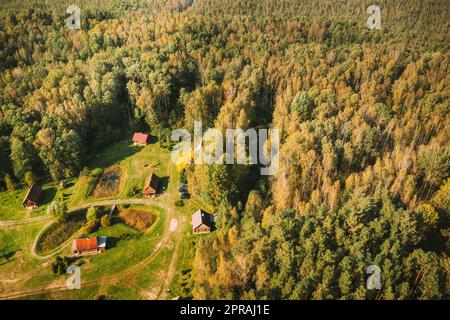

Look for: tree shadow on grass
[148,135,159,144]
[89,141,141,169]
[158,176,170,194]
[105,237,119,249]
[0,247,21,265]
[40,187,57,206]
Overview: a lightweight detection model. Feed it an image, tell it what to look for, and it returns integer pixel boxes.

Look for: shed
[22,185,43,210]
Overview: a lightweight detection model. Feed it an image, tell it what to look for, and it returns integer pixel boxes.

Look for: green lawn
[82,205,165,281]
[0,220,60,294]
[0,185,58,220]
[0,204,167,298]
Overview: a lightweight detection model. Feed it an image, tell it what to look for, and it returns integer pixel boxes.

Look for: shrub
[101,214,112,228]
[4,174,16,191]
[86,206,102,223]
[24,171,37,187]
[180,170,187,184]
[85,220,98,234]
[47,200,69,222]
[51,256,69,275]
[118,208,156,231]
[175,199,184,207]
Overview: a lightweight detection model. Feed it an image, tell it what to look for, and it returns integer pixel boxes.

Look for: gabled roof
[132,132,149,144]
[144,173,160,191]
[191,209,215,229]
[72,237,98,252]
[22,185,42,206]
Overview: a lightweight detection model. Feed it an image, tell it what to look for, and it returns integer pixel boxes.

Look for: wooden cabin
[191,209,215,234]
[143,173,160,197]
[22,185,43,210]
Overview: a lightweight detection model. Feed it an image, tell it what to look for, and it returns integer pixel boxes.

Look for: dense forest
[0,0,449,299]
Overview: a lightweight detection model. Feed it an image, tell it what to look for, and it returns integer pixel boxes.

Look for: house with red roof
[71,237,107,256]
[132,132,150,145]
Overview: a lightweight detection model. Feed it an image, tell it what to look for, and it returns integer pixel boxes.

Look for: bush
[175,199,184,207]
[86,206,102,223]
[180,170,187,184]
[51,256,69,275]
[118,208,156,231]
[47,200,69,222]
[24,171,37,187]
[4,174,16,191]
[101,214,112,228]
[85,220,98,234]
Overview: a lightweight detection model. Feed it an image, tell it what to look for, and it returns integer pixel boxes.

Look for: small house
[191,209,215,234]
[132,132,150,145]
[71,236,107,256]
[22,185,43,210]
[144,173,160,197]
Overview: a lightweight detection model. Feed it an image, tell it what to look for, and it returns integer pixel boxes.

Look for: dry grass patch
[36,216,85,255]
[93,165,122,198]
[118,209,156,231]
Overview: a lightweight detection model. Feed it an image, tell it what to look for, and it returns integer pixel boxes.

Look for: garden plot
[93,165,123,198]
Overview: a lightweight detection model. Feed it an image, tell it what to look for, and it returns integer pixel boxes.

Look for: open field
[0,185,59,221]
[0,204,166,298]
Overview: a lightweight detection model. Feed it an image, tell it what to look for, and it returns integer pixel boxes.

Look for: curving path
[1,197,185,299]
[0,215,52,227]
[1,162,186,300]
[30,194,174,260]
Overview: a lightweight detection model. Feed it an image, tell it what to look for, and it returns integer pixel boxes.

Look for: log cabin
[143,173,160,197]
[22,185,42,210]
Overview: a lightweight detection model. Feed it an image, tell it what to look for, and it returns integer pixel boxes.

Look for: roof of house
[132,132,149,144]
[144,173,160,191]
[22,185,42,206]
[72,237,98,252]
[97,236,107,248]
[191,209,215,229]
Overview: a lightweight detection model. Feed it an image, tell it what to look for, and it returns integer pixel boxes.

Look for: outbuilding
[22,185,42,210]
